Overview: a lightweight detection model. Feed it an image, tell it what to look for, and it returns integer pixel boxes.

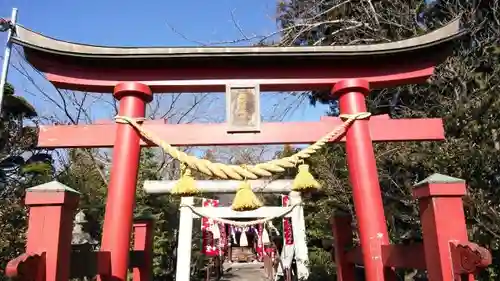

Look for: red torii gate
[4,17,492,281]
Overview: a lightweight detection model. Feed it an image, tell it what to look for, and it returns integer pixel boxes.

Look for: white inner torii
[143,179,310,281]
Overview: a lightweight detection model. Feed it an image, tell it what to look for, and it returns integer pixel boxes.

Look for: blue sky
[1,0,279,47]
[0,0,328,122]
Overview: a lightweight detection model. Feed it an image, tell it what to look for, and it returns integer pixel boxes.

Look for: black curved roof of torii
[11,19,465,67]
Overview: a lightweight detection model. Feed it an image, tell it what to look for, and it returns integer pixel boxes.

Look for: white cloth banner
[240,229,248,247]
[262,227,270,244]
[211,223,221,239]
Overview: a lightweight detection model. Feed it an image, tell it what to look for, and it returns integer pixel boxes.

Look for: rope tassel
[292,164,321,192]
[231,181,263,211]
[172,166,199,196]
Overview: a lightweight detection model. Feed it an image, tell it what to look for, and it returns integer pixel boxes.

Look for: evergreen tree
[0,83,55,280]
[276,1,500,279]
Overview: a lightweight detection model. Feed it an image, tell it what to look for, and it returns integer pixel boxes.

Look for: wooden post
[132,214,155,281]
[99,82,153,281]
[330,214,356,281]
[175,197,194,281]
[413,173,473,281]
[24,181,80,281]
[334,79,396,281]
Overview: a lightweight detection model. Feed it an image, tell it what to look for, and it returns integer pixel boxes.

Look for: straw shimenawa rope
[179,203,300,227]
[114,112,371,180]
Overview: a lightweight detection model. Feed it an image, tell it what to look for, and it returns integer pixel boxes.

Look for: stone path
[220,262,269,281]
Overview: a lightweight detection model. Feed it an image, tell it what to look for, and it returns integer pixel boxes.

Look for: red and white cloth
[279,194,295,273]
[282,195,294,245]
[256,224,264,261]
[201,198,228,257]
[201,198,219,256]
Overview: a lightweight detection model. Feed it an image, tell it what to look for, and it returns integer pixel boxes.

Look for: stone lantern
[71,210,98,251]
[70,210,99,280]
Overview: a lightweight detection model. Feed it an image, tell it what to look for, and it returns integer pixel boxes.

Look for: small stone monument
[71,210,98,250]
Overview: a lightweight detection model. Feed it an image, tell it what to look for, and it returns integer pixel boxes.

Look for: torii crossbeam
[37,114,444,148]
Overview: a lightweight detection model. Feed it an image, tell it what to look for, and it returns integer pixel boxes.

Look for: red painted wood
[380,244,426,270]
[330,215,356,281]
[98,83,152,281]
[5,252,46,280]
[132,219,155,281]
[24,188,79,281]
[449,242,492,275]
[335,79,396,281]
[37,115,445,148]
[114,82,153,102]
[413,183,466,198]
[414,181,473,281]
[346,244,427,270]
[25,53,437,93]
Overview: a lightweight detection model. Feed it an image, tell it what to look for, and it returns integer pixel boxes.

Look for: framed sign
[225,84,261,133]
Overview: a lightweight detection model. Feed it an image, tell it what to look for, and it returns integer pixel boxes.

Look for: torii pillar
[333,79,396,281]
[98,82,153,281]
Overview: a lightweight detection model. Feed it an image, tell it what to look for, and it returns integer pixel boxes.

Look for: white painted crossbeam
[144,179,293,194]
[189,206,292,218]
